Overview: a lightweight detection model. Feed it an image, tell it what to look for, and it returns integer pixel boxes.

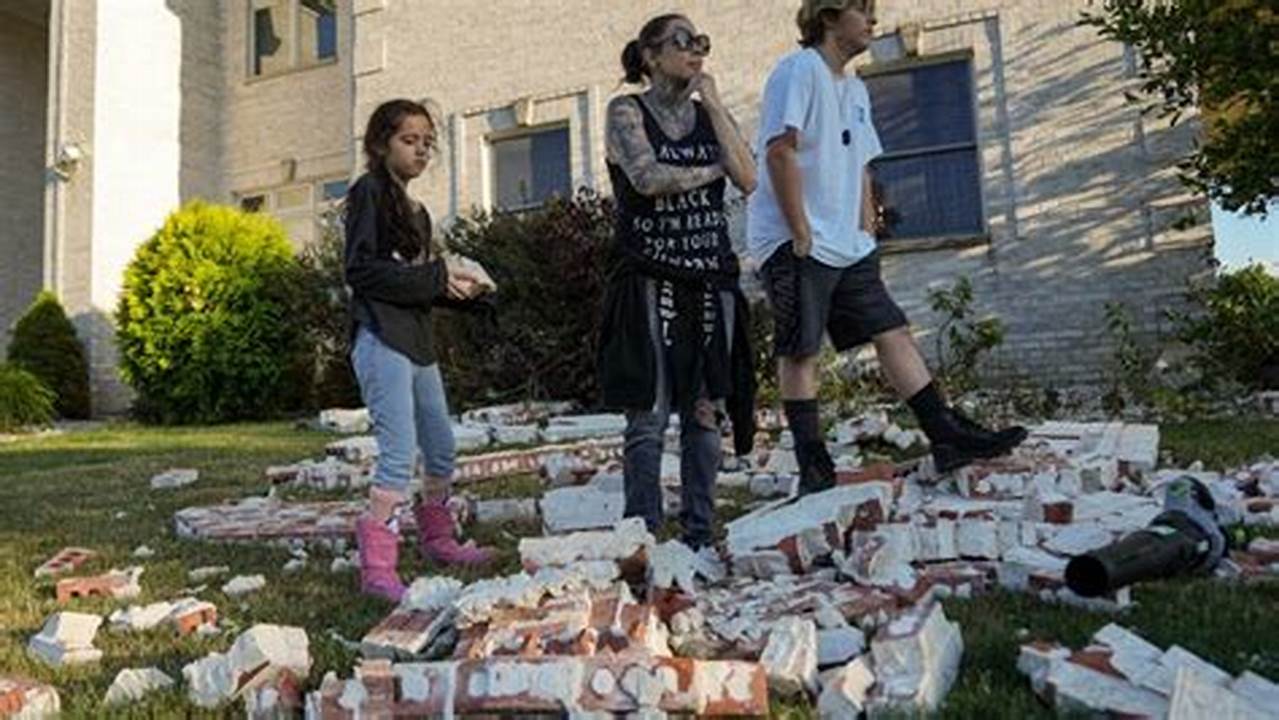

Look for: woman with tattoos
[598,13,758,555]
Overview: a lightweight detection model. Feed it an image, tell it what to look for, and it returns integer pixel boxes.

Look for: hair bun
[621,39,645,84]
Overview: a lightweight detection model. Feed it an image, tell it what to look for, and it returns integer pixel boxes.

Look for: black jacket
[343,173,455,365]
[597,260,757,456]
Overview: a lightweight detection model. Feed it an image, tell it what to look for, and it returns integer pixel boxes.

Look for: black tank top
[607,97,737,285]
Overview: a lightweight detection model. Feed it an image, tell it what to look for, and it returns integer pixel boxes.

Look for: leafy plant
[1173,263,1279,390]
[115,202,311,424]
[7,291,90,418]
[927,277,1005,394]
[0,364,56,432]
[296,208,362,409]
[1081,0,1278,216]
[433,189,614,410]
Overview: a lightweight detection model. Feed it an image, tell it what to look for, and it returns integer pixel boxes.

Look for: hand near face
[690,72,723,109]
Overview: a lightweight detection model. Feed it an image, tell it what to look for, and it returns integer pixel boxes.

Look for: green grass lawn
[1,418,1277,718]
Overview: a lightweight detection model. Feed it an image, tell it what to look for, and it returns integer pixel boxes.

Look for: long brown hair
[361,99,434,260]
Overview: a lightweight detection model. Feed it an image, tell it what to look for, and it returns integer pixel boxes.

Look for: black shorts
[759,244,909,357]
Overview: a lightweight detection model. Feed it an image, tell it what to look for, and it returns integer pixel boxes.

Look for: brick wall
[0,8,49,357]
[355,0,1212,386]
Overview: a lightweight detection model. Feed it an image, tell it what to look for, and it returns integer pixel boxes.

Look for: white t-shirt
[746,48,883,268]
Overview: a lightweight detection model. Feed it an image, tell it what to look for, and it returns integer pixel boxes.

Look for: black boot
[785,399,835,495]
[908,383,1027,473]
[930,419,1027,473]
[949,406,1028,451]
[796,440,836,495]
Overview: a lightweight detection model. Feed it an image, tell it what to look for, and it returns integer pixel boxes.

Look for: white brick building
[0,0,1213,414]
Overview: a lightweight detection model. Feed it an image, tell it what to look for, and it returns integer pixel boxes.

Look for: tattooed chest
[645,101,696,139]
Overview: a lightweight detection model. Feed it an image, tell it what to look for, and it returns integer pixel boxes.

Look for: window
[490,126,571,211]
[864,57,983,241]
[250,0,337,78]
[234,177,348,244]
[320,179,349,203]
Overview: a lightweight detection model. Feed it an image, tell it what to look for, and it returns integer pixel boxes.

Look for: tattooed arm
[606,95,724,197]
[692,74,757,194]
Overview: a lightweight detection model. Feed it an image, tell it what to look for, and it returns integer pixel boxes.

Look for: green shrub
[297,209,362,410]
[115,202,311,424]
[1175,264,1279,390]
[927,277,1005,394]
[434,190,613,409]
[7,291,90,418]
[0,364,56,432]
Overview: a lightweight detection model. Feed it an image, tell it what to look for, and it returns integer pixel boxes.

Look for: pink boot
[356,515,406,602]
[415,498,494,568]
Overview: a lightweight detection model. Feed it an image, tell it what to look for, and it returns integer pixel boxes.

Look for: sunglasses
[652,28,711,56]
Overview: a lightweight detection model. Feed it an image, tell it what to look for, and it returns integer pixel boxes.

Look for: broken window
[864,56,984,241]
[250,0,337,78]
[490,126,571,212]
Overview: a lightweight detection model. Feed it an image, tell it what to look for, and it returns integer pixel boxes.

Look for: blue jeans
[623,281,733,549]
[351,327,455,493]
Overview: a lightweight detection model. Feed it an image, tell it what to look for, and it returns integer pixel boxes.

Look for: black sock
[783,399,822,448]
[785,399,833,492]
[907,382,951,442]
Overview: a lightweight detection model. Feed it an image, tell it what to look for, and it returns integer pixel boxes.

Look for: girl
[599,14,758,552]
[345,99,494,602]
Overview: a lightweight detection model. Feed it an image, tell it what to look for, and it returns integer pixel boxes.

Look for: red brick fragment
[55,571,135,604]
[1042,501,1074,525]
[34,547,96,578]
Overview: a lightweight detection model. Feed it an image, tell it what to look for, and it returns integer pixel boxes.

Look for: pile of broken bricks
[315,515,965,717]
[19,402,1279,717]
[1019,623,1279,718]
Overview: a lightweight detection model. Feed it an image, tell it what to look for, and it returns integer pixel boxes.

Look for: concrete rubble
[817,656,875,718]
[759,617,818,697]
[867,601,963,713]
[188,565,230,582]
[0,676,61,718]
[150,468,199,490]
[108,597,217,635]
[147,414,1279,715]
[102,667,174,706]
[267,457,370,491]
[174,497,419,546]
[55,566,143,604]
[27,612,104,666]
[222,574,266,597]
[182,624,312,709]
[317,407,370,434]
[1018,623,1278,718]
[306,656,769,718]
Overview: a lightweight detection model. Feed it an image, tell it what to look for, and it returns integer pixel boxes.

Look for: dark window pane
[874,149,982,239]
[493,128,570,210]
[865,61,975,152]
[322,179,349,201]
[252,8,280,76]
[317,13,336,59]
[301,0,337,61]
[530,129,571,202]
[241,195,266,213]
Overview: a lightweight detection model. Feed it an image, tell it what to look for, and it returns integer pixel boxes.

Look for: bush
[297,209,362,410]
[1175,264,1279,390]
[115,202,311,424]
[0,364,56,432]
[927,277,1005,394]
[434,190,613,410]
[7,291,90,418]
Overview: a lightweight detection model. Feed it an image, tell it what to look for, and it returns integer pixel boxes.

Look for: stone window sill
[879,233,990,255]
